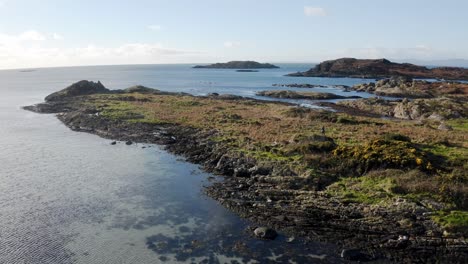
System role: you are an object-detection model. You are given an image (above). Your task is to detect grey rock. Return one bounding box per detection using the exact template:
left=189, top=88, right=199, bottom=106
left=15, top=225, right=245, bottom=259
left=254, top=227, right=278, bottom=240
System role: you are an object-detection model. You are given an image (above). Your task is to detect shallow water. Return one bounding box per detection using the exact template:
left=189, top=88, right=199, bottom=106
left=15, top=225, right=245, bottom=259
left=0, top=64, right=366, bottom=263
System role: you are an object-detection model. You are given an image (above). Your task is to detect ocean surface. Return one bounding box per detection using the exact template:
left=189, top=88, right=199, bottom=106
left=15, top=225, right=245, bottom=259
left=0, top=64, right=377, bottom=263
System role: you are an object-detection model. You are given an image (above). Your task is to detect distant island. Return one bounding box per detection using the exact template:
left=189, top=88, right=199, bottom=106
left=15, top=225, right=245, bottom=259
left=193, top=61, right=279, bottom=69
left=287, top=58, right=468, bottom=80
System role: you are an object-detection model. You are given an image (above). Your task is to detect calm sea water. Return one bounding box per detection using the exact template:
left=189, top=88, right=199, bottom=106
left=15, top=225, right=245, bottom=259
left=0, top=64, right=374, bottom=263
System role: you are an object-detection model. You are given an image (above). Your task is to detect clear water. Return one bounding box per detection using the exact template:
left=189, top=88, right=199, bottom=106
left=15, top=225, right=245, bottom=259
left=0, top=64, right=370, bottom=263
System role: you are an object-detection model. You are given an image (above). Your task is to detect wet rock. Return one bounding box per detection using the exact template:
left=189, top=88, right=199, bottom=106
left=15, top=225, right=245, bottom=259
left=110, top=141, right=117, bottom=145
left=233, top=167, right=250, bottom=178
left=254, top=227, right=278, bottom=240
left=126, top=141, right=133, bottom=145
left=340, top=249, right=368, bottom=261
left=248, top=166, right=270, bottom=176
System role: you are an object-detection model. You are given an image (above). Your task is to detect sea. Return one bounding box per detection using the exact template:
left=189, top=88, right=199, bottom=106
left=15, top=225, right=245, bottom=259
left=0, top=64, right=377, bottom=264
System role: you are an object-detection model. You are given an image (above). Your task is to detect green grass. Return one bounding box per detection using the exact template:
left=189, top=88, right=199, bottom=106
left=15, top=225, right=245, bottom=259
left=446, top=118, right=468, bottom=131
left=326, top=174, right=398, bottom=204
left=433, top=210, right=468, bottom=233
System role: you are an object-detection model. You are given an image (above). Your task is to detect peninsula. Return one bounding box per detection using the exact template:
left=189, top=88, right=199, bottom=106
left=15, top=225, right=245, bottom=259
left=287, top=58, right=468, bottom=80
left=193, top=61, right=279, bottom=69
left=25, top=81, right=467, bottom=262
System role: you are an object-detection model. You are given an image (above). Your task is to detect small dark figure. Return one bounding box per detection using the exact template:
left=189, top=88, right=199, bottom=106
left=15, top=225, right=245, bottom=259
left=321, top=126, right=325, bottom=135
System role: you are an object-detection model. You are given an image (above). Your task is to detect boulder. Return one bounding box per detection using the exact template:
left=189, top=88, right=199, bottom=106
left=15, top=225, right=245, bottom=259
left=254, top=227, right=278, bottom=240
left=340, top=249, right=369, bottom=261
left=438, top=123, right=453, bottom=131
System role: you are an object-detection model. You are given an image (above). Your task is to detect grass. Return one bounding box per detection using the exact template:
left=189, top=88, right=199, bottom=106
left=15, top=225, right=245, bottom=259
left=80, top=92, right=467, bottom=221
left=326, top=174, right=398, bottom=204
left=433, top=211, right=468, bottom=233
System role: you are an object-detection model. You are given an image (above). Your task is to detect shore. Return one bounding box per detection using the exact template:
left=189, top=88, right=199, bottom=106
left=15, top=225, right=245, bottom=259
left=25, top=81, right=468, bottom=262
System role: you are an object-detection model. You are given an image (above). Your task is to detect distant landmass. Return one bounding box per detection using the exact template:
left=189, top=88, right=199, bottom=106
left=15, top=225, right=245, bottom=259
left=398, top=59, right=468, bottom=68
left=193, top=61, right=279, bottom=69
left=287, top=58, right=468, bottom=80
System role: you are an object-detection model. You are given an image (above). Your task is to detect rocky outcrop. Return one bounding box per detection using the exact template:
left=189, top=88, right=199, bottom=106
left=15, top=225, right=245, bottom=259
left=352, top=77, right=468, bottom=98
left=338, top=97, right=467, bottom=120
left=45, top=80, right=110, bottom=101
left=393, top=98, right=466, bottom=120
left=193, top=61, right=279, bottom=69
left=257, top=90, right=360, bottom=100
left=288, top=58, right=468, bottom=80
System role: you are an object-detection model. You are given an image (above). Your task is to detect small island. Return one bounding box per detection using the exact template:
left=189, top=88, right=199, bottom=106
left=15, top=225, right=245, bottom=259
left=193, top=61, right=279, bottom=69
left=287, top=58, right=468, bottom=80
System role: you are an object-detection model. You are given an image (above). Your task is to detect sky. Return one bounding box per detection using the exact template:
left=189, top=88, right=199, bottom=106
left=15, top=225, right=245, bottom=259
left=0, top=0, right=467, bottom=69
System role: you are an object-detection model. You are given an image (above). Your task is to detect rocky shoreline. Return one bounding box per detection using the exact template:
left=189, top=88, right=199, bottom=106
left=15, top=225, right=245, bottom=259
left=25, top=81, right=468, bottom=263
left=257, top=90, right=360, bottom=100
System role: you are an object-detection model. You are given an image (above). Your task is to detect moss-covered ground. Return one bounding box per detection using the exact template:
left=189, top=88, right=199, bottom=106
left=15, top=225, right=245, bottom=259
left=85, top=92, right=467, bottom=231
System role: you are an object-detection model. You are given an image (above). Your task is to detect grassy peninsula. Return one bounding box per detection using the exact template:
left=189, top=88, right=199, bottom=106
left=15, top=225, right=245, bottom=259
left=26, top=81, right=467, bottom=262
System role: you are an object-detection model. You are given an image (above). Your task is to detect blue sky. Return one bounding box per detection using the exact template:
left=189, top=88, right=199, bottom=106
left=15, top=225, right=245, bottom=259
left=0, top=0, right=467, bottom=69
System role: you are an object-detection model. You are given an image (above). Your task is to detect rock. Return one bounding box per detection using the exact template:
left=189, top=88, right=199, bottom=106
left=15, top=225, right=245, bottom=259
left=340, top=249, right=368, bottom=261
left=254, top=227, right=278, bottom=240
left=233, top=167, right=250, bottom=178
left=110, top=141, right=117, bottom=145
left=45, top=80, right=109, bottom=101
left=248, top=166, right=270, bottom=176
left=428, top=113, right=445, bottom=121
left=126, top=141, right=133, bottom=145
left=438, top=123, right=453, bottom=131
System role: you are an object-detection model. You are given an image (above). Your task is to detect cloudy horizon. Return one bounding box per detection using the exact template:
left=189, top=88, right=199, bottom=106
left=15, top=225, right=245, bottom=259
left=0, top=0, right=467, bottom=69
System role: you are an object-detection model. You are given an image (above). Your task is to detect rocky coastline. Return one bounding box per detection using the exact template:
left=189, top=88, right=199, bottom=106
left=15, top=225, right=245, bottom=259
left=24, top=81, right=467, bottom=263
left=272, top=83, right=352, bottom=90
left=257, top=90, right=360, bottom=100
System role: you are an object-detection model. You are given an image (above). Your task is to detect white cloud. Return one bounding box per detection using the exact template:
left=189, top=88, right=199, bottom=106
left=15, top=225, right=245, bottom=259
left=304, top=6, right=327, bottom=17
left=52, top=33, right=63, bottom=40
left=148, top=25, right=162, bottom=31
left=224, top=41, right=241, bottom=48
left=0, top=30, right=203, bottom=69
left=18, top=30, right=47, bottom=41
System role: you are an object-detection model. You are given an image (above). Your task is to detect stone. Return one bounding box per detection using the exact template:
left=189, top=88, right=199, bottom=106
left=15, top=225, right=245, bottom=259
left=254, top=227, right=278, bottom=240
left=110, top=141, right=117, bottom=145
left=126, top=141, right=133, bottom=145
left=340, top=249, right=368, bottom=261
left=438, top=123, right=453, bottom=131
